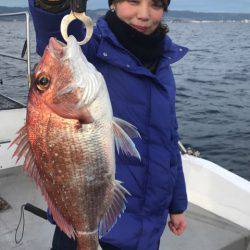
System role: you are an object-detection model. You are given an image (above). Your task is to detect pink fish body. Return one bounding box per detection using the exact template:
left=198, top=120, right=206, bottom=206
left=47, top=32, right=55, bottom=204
left=11, top=36, right=140, bottom=250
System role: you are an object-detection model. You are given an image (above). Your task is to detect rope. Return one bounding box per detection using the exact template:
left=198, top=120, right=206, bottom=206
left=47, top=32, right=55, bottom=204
left=15, top=204, right=25, bottom=244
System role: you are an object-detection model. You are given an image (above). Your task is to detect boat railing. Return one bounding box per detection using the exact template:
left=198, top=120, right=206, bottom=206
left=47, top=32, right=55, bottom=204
left=0, top=12, right=30, bottom=171
left=0, top=11, right=31, bottom=87
left=178, top=141, right=200, bottom=157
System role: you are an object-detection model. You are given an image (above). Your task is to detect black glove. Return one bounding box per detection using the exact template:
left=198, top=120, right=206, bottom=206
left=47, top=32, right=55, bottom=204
left=70, top=0, right=87, bottom=13
left=35, top=0, right=70, bottom=13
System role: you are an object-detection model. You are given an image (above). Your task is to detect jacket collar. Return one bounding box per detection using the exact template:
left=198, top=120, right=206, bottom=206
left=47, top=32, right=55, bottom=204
left=95, top=17, right=188, bottom=89
left=96, top=17, right=188, bottom=62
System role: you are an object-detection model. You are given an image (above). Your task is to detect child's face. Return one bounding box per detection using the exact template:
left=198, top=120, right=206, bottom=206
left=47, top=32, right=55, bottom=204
left=112, top=0, right=164, bottom=35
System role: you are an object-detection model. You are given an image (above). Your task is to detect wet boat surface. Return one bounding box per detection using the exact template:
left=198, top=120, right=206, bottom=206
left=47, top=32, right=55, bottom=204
left=1, top=167, right=249, bottom=250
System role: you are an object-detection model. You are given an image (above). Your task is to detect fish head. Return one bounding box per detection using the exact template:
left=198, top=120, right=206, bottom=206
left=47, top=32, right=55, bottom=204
left=30, top=36, right=102, bottom=124
left=30, top=37, right=73, bottom=108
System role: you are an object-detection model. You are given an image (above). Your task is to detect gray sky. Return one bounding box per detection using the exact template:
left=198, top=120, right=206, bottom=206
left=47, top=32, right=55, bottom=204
left=1, top=0, right=250, bottom=13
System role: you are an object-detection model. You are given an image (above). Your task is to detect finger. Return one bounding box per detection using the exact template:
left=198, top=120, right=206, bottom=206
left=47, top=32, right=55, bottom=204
left=168, top=222, right=175, bottom=233
left=179, top=221, right=187, bottom=232
left=168, top=221, right=174, bottom=229
left=176, top=227, right=184, bottom=236
left=168, top=222, right=175, bottom=231
left=176, top=225, right=186, bottom=236
left=169, top=224, right=179, bottom=235
left=170, top=221, right=179, bottom=228
left=171, top=227, right=178, bottom=235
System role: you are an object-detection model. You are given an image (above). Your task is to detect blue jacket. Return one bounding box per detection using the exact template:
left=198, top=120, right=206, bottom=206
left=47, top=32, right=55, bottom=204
left=29, top=1, right=188, bottom=249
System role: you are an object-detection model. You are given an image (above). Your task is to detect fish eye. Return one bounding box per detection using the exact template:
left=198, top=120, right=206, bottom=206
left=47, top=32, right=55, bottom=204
left=36, top=74, right=51, bottom=92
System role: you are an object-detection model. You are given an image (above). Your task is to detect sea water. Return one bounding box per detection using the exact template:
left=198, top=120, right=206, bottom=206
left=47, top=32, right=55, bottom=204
left=0, top=19, right=249, bottom=180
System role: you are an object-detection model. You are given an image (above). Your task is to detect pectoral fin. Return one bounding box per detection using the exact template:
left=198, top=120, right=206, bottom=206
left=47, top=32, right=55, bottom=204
left=113, top=117, right=141, bottom=138
left=112, top=118, right=141, bottom=160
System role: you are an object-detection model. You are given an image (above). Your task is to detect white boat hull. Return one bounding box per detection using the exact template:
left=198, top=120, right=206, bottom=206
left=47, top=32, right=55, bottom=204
left=1, top=108, right=250, bottom=230
left=0, top=108, right=26, bottom=170
left=182, top=154, right=250, bottom=230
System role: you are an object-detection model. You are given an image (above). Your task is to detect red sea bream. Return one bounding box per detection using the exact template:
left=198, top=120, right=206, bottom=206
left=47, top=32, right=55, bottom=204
left=11, top=36, right=140, bottom=250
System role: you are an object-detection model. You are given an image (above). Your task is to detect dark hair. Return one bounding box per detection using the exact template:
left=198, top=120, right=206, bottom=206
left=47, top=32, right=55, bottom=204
left=108, top=0, right=171, bottom=11
left=108, top=0, right=170, bottom=34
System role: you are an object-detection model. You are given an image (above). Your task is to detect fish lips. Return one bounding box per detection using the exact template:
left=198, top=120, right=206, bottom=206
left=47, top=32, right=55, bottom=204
left=48, top=37, right=66, bottom=60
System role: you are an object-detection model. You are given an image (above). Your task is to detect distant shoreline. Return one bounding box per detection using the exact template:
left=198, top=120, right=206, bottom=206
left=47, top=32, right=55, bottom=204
left=0, top=6, right=250, bottom=22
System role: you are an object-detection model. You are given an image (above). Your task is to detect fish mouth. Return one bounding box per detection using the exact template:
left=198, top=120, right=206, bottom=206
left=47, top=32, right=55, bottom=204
left=48, top=36, right=96, bottom=109
left=48, top=36, right=83, bottom=61
left=48, top=37, right=66, bottom=59
left=47, top=37, right=83, bottom=106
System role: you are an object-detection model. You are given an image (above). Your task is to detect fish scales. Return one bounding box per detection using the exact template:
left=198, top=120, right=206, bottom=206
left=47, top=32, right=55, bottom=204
left=10, top=36, right=141, bottom=250
left=28, top=100, right=114, bottom=231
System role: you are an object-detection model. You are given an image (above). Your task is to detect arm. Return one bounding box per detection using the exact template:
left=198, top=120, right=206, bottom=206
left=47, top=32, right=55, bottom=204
left=168, top=113, right=188, bottom=236
left=167, top=64, right=188, bottom=214
left=168, top=114, right=188, bottom=215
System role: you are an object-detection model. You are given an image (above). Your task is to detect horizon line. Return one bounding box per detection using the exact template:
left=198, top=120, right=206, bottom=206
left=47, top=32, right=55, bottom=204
left=0, top=6, right=250, bottom=15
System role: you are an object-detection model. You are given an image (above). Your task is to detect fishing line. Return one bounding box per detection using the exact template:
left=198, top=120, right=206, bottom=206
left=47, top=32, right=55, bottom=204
left=15, top=203, right=48, bottom=244
left=15, top=204, right=25, bottom=244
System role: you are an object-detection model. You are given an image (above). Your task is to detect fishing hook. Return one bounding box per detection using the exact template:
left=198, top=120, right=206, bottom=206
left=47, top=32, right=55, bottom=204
left=60, top=0, right=93, bottom=45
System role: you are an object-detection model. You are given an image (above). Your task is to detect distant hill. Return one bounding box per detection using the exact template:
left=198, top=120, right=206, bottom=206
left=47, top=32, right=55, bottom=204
left=0, top=6, right=28, bottom=20
left=166, top=10, right=250, bottom=22
left=0, top=6, right=27, bottom=13
left=0, top=6, right=250, bottom=22
left=0, top=6, right=107, bottom=21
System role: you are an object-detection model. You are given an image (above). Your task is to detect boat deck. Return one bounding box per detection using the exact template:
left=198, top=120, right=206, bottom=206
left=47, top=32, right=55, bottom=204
left=0, top=167, right=249, bottom=250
